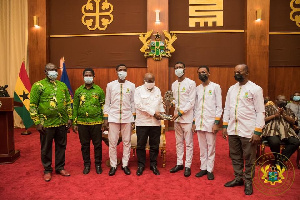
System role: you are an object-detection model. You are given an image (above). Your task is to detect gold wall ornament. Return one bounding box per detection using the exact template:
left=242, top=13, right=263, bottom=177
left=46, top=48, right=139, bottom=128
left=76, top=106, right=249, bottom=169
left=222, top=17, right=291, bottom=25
left=139, top=31, right=177, bottom=61
left=290, top=0, right=300, bottom=27
left=163, top=30, right=177, bottom=55
left=82, top=0, right=113, bottom=31
left=189, top=0, right=223, bottom=27
left=139, top=30, right=153, bottom=53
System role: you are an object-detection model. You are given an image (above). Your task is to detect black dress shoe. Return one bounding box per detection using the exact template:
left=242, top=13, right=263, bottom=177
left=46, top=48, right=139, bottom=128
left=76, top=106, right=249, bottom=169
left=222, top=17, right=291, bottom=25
left=83, top=166, right=90, bottom=174
left=136, top=166, right=144, bottom=176
left=150, top=166, right=160, bottom=175
left=122, top=166, right=131, bottom=175
left=96, top=166, right=102, bottom=174
left=170, top=165, right=184, bottom=173
left=109, top=167, right=117, bottom=176
left=207, top=172, right=214, bottom=180
left=244, top=182, right=253, bottom=195
left=184, top=167, right=191, bottom=177
left=224, top=179, right=244, bottom=187
left=195, top=170, right=207, bottom=177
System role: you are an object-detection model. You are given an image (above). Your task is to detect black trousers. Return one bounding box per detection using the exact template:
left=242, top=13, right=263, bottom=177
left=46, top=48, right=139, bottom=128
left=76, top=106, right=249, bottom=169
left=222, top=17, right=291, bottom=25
left=40, top=125, right=67, bottom=174
left=136, top=126, right=161, bottom=168
left=228, top=135, right=257, bottom=183
left=78, top=124, right=102, bottom=167
left=265, top=135, right=300, bottom=161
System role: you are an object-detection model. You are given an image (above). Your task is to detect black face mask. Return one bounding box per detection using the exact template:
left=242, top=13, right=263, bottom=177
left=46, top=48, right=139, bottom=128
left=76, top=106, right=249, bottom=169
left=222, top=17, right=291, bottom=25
left=199, top=74, right=208, bottom=82
left=234, top=74, right=245, bottom=82
left=277, top=101, right=287, bottom=108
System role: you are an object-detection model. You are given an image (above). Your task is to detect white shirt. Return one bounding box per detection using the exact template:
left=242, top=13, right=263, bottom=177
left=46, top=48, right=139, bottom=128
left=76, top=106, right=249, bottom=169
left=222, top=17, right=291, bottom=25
left=223, top=81, right=265, bottom=138
left=172, top=77, right=196, bottom=123
left=194, top=81, right=223, bottom=132
left=134, top=85, right=165, bottom=126
left=103, top=80, right=135, bottom=123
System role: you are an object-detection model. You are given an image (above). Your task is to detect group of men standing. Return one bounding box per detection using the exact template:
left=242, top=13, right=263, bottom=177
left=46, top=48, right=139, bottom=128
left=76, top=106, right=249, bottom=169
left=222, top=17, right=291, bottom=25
left=29, top=62, right=299, bottom=196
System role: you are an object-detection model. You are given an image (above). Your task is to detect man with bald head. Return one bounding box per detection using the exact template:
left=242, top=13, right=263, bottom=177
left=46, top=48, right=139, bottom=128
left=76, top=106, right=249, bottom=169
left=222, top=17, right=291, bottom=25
left=262, top=95, right=300, bottom=165
left=30, top=63, right=72, bottom=182
left=134, top=73, right=165, bottom=176
left=223, top=64, right=265, bottom=195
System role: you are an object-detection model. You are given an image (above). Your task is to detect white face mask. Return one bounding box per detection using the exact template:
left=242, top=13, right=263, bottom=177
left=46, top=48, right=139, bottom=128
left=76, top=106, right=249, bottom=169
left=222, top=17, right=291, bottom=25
left=117, top=71, right=127, bottom=80
left=175, top=68, right=184, bottom=77
left=84, top=77, right=93, bottom=84
left=144, top=81, right=155, bottom=90
left=47, top=71, right=58, bottom=80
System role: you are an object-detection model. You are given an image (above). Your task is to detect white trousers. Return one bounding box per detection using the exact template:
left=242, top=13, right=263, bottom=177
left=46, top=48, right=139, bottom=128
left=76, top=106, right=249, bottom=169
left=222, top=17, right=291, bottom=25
left=197, top=130, right=216, bottom=172
left=174, top=123, right=193, bottom=168
left=108, top=123, right=131, bottom=168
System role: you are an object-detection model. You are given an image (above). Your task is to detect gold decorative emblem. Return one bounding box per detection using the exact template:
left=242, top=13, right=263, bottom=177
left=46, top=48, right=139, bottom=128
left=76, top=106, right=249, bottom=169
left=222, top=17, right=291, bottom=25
left=189, top=0, right=223, bottom=27
left=290, top=0, right=300, bottom=27
left=260, top=164, right=285, bottom=185
left=139, top=30, right=177, bottom=61
left=252, top=152, right=295, bottom=196
left=82, top=0, right=114, bottom=31
left=0, top=101, right=2, bottom=108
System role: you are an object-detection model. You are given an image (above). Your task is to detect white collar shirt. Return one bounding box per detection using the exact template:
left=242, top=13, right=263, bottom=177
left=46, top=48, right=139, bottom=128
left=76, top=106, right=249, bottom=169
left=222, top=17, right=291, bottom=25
left=103, top=80, right=135, bottom=123
left=134, top=85, right=164, bottom=126
left=223, top=81, right=265, bottom=138
left=194, top=81, right=223, bottom=132
left=172, top=77, right=196, bottom=123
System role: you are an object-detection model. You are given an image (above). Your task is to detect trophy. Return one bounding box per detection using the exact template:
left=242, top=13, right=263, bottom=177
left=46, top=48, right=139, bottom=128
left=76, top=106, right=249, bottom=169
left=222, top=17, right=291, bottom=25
left=160, top=90, right=174, bottom=120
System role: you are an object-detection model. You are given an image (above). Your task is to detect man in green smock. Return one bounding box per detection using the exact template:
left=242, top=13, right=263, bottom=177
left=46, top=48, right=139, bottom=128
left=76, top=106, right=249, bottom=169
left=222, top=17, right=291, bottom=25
left=30, top=63, right=72, bottom=182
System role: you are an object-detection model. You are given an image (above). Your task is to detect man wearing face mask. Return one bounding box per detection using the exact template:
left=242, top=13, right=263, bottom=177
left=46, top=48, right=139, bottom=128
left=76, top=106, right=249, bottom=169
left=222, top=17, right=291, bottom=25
left=264, top=96, right=274, bottom=106
left=72, top=68, right=105, bottom=175
left=103, top=64, right=135, bottom=176
left=192, top=66, right=222, bottom=180
left=30, top=63, right=72, bottom=182
left=170, top=62, right=196, bottom=177
left=134, top=73, right=165, bottom=176
left=262, top=95, right=300, bottom=165
left=287, top=92, right=300, bottom=136
left=223, top=64, right=265, bottom=195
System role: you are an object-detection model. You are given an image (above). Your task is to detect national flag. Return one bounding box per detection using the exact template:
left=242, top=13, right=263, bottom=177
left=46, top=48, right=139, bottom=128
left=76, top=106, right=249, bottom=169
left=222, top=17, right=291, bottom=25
left=60, top=61, right=73, bottom=98
left=14, top=62, right=34, bottom=129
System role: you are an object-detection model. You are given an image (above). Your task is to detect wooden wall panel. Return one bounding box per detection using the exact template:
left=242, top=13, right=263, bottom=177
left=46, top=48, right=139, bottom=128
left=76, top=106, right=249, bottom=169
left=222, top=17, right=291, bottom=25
left=268, top=66, right=300, bottom=101
left=147, top=0, right=169, bottom=95
left=49, top=36, right=147, bottom=68
left=269, top=35, right=300, bottom=66
left=49, top=0, right=147, bottom=35
left=169, top=33, right=245, bottom=67
left=28, top=0, right=48, bottom=84
left=246, top=0, right=270, bottom=96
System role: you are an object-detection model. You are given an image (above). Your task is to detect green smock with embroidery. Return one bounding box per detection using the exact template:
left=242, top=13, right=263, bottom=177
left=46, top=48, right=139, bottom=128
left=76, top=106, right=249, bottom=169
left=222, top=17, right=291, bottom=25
left=29, top=78, right=72, bottom=128
left=73, top=84, right=105, bottom=125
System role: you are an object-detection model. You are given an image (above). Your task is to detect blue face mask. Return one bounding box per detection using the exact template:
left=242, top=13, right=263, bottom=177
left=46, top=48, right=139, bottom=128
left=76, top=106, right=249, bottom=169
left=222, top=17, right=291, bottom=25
left=84, top=77, right=93, bottom=84
left=293, top=96, right=300, bottom=102
left=47, top=71, right=58, bottom=80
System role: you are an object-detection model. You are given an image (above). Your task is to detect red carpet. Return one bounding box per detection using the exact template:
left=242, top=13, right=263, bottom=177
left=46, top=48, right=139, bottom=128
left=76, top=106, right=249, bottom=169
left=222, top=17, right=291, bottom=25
left=0, top=129, right=299, bottom=200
